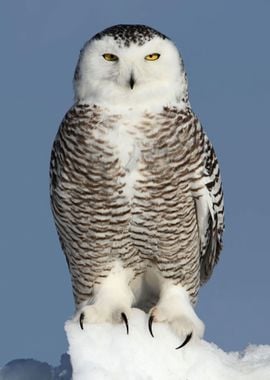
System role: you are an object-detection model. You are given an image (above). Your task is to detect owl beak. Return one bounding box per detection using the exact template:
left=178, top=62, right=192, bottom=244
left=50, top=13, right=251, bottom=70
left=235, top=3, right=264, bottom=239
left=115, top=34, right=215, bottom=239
left=129, top=73, right=135, bottom=89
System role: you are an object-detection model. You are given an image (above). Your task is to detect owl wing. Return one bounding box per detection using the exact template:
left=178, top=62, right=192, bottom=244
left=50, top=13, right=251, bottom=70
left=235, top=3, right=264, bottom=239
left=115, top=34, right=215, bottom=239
left=49, top=123, right=71, bottom=268
left=49, top=104, right=89, bottom=270
left=192, top=124, right=224, bottom=284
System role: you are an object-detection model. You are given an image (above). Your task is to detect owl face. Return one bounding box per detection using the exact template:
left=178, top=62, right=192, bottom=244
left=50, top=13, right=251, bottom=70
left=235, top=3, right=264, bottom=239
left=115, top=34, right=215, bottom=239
left=74, top=25, right=188, bottom=109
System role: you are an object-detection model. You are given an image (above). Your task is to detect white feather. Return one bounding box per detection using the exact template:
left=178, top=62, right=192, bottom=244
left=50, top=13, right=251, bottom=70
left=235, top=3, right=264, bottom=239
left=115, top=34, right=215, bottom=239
left=74, top=36, right=188, bottom=109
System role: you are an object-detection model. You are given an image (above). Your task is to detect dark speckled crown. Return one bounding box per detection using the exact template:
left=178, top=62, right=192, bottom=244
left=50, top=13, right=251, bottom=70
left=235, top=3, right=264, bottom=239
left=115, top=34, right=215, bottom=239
left=92, top=24, right=168, bottom=47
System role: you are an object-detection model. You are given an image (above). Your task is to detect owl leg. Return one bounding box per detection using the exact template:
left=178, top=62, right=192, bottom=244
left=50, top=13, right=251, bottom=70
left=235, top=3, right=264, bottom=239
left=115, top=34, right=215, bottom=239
left=76, top=261, right=134, bottom=332
left=148, top=283, right=204, bottom=348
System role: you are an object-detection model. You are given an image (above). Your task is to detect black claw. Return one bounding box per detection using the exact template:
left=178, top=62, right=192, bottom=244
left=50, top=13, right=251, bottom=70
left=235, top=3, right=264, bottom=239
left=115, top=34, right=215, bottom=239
left=79, top=313, right=84, bottom=330
left=121, top=312, right=129, bottom=335
left=148, top=315, right=154, bottom=338
left=175, top=332, right=193, bottom=350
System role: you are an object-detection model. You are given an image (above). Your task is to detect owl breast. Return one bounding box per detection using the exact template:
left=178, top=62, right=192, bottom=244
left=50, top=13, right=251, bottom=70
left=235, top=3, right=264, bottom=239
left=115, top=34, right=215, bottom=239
left=51, top=104, right=204, bottom=304
left=106, top=121, right=142, bottom=200
left=97, top=108, right=200, bottom=264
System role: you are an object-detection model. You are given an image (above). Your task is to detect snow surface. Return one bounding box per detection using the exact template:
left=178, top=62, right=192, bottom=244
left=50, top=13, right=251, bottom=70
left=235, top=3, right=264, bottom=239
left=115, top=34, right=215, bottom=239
left=66, top=308, right=270, bottom=380
left=1, top=308, right=269, bottom=379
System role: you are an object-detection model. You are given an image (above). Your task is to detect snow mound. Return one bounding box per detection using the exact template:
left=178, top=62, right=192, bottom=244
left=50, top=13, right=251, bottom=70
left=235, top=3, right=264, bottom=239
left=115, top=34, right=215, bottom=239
left=66, top=308, right=270, bottom=380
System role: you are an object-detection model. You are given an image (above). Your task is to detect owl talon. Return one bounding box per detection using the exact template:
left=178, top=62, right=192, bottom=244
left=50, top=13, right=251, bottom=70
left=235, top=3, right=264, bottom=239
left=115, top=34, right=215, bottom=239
left=79, top=312, right=85, bottom=330
left=121, top=312, right=129, bottom=335
left=148, top=315, right=154, bottom=337
left=175, top=332, right=192, bottom=349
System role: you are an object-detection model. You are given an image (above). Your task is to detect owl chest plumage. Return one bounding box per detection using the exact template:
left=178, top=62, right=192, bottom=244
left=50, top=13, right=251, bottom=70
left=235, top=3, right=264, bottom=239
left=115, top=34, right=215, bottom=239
left=51, top=104, right=202, bottom=270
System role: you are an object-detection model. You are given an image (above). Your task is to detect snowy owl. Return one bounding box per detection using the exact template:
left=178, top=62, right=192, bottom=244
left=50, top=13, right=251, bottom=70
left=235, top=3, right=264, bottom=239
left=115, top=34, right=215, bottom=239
left=50, top=24, right=224, bottom=348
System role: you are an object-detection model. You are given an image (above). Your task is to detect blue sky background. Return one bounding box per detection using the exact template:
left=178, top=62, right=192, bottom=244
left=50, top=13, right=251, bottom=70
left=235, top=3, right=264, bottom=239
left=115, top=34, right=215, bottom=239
left=1, top=0, right=270, bottom=367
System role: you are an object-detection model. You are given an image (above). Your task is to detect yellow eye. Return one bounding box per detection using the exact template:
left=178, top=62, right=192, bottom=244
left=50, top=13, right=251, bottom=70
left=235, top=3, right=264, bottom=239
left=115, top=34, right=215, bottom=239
left=144, top=53, right=160, bottom=61
left=102, top=53, right=118, bottom=61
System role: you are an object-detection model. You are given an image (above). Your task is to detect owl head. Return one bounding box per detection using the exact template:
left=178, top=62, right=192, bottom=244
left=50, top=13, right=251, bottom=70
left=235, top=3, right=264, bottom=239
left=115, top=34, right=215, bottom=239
left=74, top=25, right=189, bottom=109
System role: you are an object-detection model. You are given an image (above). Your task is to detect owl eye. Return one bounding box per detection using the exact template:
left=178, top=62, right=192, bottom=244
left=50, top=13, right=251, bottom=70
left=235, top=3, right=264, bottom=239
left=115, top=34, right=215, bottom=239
left=102, top=53, right=119, bottom=62
left=144, top=53, right=160, bottom=61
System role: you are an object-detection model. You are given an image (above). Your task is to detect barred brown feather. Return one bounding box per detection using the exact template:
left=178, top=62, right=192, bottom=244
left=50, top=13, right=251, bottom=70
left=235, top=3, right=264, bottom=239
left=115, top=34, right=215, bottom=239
left=50, top=103, right=224, bottom=307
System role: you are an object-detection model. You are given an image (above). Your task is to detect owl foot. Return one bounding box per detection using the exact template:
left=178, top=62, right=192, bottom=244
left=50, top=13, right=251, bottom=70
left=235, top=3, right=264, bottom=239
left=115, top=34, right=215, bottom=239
left=148, top=285, right=204, bottom=349
left=79, top=310, right=129, bottom=333
left=121, top=312, right=129, bottom=334
left=76, top=261, right=135, bottom=332
left=77, top=303, right=131, bottom=334
left=148, top=310, right=194, bottom=349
